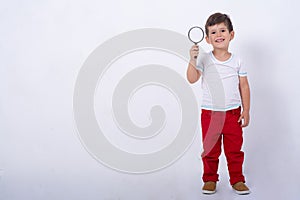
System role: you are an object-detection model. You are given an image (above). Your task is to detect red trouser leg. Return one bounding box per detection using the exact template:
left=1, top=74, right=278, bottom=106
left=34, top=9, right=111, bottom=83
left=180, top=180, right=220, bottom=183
left=223, top=108, right=245, bottom=185
left=201, top=110, right=225, bottom=183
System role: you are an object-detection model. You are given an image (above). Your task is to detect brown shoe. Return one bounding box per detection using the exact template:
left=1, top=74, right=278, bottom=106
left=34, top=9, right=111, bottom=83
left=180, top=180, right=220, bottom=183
left=232, top=182, right=250, bottom=195
left=202, top=181, right=216, bottom=194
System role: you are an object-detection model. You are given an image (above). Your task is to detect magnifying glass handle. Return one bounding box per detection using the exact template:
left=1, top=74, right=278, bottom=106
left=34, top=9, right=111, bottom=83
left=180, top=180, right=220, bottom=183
left=194, top=42, right=198, bottom=59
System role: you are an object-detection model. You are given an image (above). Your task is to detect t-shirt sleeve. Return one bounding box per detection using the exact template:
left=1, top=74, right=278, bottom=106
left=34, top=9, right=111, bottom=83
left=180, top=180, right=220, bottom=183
left=238, top=58, right=247, bottom=77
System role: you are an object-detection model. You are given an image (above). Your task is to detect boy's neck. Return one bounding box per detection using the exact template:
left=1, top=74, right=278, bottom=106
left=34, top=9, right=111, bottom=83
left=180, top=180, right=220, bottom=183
left=212, top=49, right=231, bottom=62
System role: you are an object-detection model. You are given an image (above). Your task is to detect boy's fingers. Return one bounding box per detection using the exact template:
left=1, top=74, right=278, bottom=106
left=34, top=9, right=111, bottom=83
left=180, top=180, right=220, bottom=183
left=241, top=121, right=248, bottom=128
left=190, top=46, right=198, bottom=53
left=238, top=115, right=243, bottom=123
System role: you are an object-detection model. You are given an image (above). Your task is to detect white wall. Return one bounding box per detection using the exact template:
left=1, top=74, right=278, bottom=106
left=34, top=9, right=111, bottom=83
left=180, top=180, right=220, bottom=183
left=1, top=0, right=300, bottom=199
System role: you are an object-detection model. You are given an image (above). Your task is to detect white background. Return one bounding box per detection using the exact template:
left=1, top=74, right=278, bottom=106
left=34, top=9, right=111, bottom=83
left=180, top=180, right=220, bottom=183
left=1, top=0, right=300, bottom=199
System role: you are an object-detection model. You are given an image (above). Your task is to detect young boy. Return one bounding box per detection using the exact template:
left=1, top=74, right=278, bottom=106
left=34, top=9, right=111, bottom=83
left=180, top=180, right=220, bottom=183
left=187, top=13, right=251, bottom=195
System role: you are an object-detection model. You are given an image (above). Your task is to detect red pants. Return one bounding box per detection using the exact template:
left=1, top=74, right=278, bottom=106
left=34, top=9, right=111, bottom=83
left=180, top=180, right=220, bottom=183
left=201, top=107, right=245, bottom=185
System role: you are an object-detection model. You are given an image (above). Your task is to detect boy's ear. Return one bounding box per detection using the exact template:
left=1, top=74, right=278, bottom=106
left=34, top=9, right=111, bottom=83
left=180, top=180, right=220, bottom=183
left=205, top=36, right=211, bottom=44
left=230, top=31, right=235, bottom=41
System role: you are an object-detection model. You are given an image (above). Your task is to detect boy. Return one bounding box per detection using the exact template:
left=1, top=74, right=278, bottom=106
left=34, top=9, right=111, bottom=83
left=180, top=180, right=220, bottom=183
left=187, top=13, right=251, bottom=195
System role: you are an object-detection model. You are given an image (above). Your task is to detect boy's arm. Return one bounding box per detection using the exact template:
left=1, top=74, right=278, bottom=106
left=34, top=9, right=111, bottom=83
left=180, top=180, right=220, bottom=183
left=187, top=45, right=201, bottom=83
left=238, top=76, right=250, bottom=127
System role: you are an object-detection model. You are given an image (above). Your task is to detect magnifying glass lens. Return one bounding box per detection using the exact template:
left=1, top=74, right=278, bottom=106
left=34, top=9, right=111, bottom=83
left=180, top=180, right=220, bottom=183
left=190, top=29, right=203, bottom=43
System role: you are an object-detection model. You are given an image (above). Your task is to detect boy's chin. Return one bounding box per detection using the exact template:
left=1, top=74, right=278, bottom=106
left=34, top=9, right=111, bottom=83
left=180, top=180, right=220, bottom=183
left=212, top=43, right=229, bottom=49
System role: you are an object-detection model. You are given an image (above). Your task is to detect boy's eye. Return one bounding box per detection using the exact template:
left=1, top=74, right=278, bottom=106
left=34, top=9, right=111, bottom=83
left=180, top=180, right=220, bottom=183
left=221, top=29, right=226, bottom=32
left=211, top=31, right=216, bottom=34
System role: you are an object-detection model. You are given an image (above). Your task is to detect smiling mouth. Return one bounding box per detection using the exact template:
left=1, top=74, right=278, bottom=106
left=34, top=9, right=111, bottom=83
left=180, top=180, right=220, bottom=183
left=215, top=38, right=225, bottom=43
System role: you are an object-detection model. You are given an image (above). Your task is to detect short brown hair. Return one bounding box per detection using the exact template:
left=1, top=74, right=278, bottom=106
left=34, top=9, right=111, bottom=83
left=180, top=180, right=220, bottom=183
left=205, top=13, right=233, bottom=35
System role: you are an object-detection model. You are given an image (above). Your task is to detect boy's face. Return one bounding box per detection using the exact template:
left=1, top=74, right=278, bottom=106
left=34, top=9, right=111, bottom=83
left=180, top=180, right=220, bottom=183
left=205, top=22, right=234, bottom=50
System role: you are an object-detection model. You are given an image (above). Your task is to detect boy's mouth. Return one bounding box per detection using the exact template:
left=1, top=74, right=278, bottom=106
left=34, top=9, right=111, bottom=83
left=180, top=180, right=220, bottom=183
left=215, top=38, right=225, bottom=43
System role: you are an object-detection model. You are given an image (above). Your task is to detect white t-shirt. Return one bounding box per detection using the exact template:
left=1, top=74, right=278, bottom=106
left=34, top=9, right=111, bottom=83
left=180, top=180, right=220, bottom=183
left=196, top=51, right=247, bottom=111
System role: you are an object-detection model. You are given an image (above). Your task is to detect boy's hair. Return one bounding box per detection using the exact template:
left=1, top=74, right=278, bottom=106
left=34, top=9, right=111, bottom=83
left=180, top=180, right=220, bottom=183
left=205, top=13, right=233, bottom=35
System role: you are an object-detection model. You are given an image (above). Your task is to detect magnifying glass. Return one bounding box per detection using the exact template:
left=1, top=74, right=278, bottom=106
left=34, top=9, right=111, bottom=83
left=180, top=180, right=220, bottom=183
left=188, top=26, right=205, bottom=59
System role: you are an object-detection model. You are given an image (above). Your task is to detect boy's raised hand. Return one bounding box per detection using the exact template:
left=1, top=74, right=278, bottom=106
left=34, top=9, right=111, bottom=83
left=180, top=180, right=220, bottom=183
left=189, top=45, right=199, bottom=60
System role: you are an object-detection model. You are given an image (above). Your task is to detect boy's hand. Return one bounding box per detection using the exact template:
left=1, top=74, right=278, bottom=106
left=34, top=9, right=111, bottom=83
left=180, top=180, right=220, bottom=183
left=189, top=45, right=199, bottom=60
left=238, top=111, right=250, bottom=128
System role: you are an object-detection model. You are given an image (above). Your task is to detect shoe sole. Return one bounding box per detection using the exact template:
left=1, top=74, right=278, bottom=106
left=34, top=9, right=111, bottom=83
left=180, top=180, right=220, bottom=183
left=233, top=189, right=251, bottom=195
left=202, top=189, right=216, bottom=194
